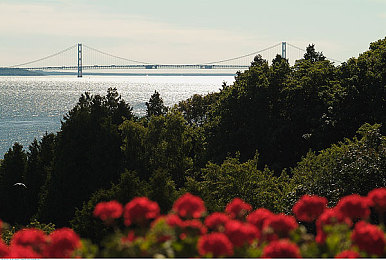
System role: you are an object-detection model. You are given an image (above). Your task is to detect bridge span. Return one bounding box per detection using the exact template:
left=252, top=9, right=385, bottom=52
left=3, top=42, right=341, bottom=77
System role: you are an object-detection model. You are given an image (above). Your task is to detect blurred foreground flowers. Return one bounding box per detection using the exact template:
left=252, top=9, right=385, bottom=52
left=1, top=188, right=385, bottom=258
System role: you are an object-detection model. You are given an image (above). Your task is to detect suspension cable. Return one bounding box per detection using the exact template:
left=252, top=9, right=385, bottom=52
left=287, top=43, right=343, bottom=63
left=204, top=43, right=282, bottom=65
left=9, top=44, right=78, bottom=68
left=83, top=45, right=151, bottom=65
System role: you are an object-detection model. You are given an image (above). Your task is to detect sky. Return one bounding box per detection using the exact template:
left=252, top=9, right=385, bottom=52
left=0, top=0, right=385, bottom=66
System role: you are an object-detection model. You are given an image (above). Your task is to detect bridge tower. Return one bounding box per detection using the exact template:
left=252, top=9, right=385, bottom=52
left=282, top=42, right=287, bottom=59
left=77, top=43, right=82, bottom=78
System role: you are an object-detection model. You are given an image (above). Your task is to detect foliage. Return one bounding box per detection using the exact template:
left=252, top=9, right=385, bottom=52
left=70, top=170, right=148, bottom=243
left=186, top=152, right=292, bottom=213
left=175, top=92, right=219, bottom=127
left=284, top=123, right=386, bottom=213
left=120, top=110, right=194, bottom=187
left=146, top=90, right=168, bottom=118
left=1, top=219, right=55, bottom=245
left=39, top=88, right=134, bottom=226
left=205, top=38, right=386, bottom=173
left=0, top=143, right=28, bottom=224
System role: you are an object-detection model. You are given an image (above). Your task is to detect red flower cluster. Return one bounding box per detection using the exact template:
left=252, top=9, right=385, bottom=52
left=8, top=245, right=40, bottom=258
left=197, top=232, right=233, bottom=257
left=224, top=220, right=259, bottom=247
left=293, top=195, right=327, bottom=222
left=89, top=187, right=386, bottom=257
left=93, top=200, right=123, bottom=222
left=11, top=228, right=46, bottom=253
left=225, top=198, right=252, bottom=219
left=336, top=194, right=370, bottom=220
left=0, top=240, right=8, bottom=257
left=263, top=214, right=298, bottom=238
left=367, top=187, right=386, bottom=213
left=124, top=197, right=160, bottom=226
left=165, top=214, right=184, bottom=227
left=172, top=193, right=206, bottom=218
left=261, top=239, right=301, bottom=258
left=44, top=228, right=81, bottom=258
left=0, top=227, right=81, bottom=258
left=247, top=208, right=274, bottom=230
left=315, top=208, right=352, bottom=244
left=204, top=212, right=229, bottom=231
left=181, top=219, right=207, bottom=236
left=351, top=221, right=386, bottom=256
left=335, top=250, right=361, bottom=258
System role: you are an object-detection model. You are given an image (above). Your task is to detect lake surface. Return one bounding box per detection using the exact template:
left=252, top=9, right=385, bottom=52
left=0, top=75, right=234, bottom=157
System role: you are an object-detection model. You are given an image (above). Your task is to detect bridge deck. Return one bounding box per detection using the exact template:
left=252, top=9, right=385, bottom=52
left=19, top=64, right=250, bottom=70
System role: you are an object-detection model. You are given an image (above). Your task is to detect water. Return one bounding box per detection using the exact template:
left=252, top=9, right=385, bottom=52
left=0, top=75, right=234, bottom=157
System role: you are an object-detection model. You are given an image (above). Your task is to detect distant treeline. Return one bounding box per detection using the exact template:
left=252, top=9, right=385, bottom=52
left=0, top=37, right=385, bottom=242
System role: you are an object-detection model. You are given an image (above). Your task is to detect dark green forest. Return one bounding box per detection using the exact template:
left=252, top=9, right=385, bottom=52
left=0, top=38, right=385, bottom=242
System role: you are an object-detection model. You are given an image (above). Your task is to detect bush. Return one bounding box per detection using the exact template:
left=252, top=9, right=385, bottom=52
left=185, top=152, right=293, bottom=213
left=284, top=123, right=386, bottom=213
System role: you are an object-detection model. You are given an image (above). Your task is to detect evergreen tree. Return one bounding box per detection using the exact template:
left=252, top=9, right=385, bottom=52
left=146, top=90, right=168, bottom=118
left=0, top=143, right=28, bottom=223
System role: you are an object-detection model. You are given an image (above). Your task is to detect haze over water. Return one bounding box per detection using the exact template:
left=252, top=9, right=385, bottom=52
left=0, top=75, right=234, bottom=157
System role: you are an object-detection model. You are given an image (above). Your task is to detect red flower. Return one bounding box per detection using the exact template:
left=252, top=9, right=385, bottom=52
left=315, top=208, right=352, bottom=244
left=197, top=232, right=233, bottom=257
left=123, top=197, right=160, bottom=226
left=292, top=195, right=327, bottom=222
left=151, top=214, right=184, bottom=229
left=336, top=194, right=370, bottom=220
left=261, top=239, right=301, bottom=258
left=263, top=214, right=298, bottom=238
left=44, top=228, right=81, bottom=258
left=247, top=208, right=274, bottom=231
left=225, top=220, right=259, bottom=247
left=204, top=212, right=230, bottom=231
left=367, top=187, right=386, bottom=213
left=0, top=240, right=9, bottom=257
left=11, top=228, right=47, bottom=253
left=351, top=221, right=386, bottom=256
left=93, top=200, right=123, bottom=222
left=165, top=214, right=184, bottom=227
left=335, top=250, right=361, bottom=258
left=172, top=193, right=206, bottom=218
left=121, top=230, right=136, bottom=244
left=225, top=198, right=252, bottom=219
left=181, top=219, right=207, bottom=236
left=8, top=245, right=41, bottom=258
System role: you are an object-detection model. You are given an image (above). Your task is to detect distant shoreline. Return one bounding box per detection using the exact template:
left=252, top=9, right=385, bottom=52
left=0, top=68, right=238, bottom=77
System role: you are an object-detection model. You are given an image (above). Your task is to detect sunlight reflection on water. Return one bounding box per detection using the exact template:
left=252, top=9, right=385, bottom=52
left=0, top=75, right=234, bottom=157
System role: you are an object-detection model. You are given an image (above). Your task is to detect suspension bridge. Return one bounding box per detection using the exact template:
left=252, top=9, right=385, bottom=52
left=3, top=42, right=340, bottom=77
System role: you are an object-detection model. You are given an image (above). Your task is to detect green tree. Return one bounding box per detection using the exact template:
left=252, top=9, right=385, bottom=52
left=148, top=168, right=178, bottom=214
left=121, top=111, right=193, bottom=187
left=303, top=44, right=326, bottom=63
left=336, top=37, right=386, bottom=137
left=176, top=92, right=219, bottom=127
left=186, top=152, right=292, bottom=213
left=24, top=133, right=56, bottom=221
left=0, top=143, right=28, bottom=223
left=146, top=90, right=168, bottom=118
left=39, top=88, right=134, bottom=226
left=284, top=123, right=386, bottom=213
left=205, top=54, right=293, bottom=172
left=71, top=170, right=148, bottom=243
